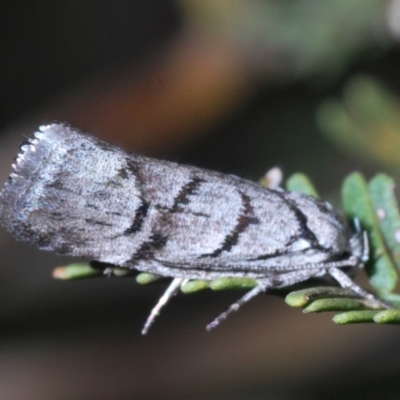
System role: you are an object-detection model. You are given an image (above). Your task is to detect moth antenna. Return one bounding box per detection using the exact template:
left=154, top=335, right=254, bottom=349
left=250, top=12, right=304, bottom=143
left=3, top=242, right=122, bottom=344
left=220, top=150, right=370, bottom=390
left=141, top=278, right=186, bottom=335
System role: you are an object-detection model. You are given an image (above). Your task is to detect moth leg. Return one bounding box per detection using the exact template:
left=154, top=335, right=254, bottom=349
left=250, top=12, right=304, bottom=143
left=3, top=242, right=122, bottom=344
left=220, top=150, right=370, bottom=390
left=206, top=269, right=321, bottom=331
left=328, top=267, right=394, bottom=310
left=142, top=278, right=186, bottom=335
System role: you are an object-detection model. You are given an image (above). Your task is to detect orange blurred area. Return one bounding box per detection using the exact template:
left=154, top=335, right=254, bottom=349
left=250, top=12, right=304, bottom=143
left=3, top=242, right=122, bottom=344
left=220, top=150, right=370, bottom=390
left=49, top=31, right=255, bottom=154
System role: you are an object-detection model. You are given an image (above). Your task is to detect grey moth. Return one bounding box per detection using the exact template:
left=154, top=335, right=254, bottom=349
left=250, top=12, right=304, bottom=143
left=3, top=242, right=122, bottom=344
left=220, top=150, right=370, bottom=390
left=0, top=123, right=389, bottom=333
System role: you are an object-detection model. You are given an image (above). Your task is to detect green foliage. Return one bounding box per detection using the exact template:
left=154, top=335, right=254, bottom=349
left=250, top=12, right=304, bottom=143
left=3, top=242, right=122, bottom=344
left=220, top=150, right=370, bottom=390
left=184, top=1, right=390, bottom=79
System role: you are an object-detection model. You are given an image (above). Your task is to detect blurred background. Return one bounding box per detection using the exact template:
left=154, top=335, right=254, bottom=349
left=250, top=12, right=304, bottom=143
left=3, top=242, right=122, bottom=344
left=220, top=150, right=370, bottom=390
left=2, top=1, right=400, bottom=399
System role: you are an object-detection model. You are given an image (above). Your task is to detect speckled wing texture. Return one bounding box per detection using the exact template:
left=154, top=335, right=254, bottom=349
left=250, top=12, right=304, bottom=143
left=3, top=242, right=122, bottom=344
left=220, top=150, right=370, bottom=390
left=0, top=123, right=353, bottom=280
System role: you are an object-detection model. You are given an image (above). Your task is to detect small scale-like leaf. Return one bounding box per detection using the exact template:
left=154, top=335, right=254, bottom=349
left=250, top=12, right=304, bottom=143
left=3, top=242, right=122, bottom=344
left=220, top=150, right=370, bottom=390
left=209, top=277, right=257, bottom=291
left=373, top=309, right=400, bottom=324
left=181, top=280, right=210, bottom=294
left=52, top=263, right=103, bottom=280
left=286, top=173, right=319, bottom=198
left=303, top=298, right=371, bottom=313
left=110, top=267, right=132, bottom=277
left=285, top=286, right=360, bottom=308
left=136, top=272, right=162, bottom=285
left=333, top=310, right=379, bottom=324
left=342, top=172, right=397, bottom=293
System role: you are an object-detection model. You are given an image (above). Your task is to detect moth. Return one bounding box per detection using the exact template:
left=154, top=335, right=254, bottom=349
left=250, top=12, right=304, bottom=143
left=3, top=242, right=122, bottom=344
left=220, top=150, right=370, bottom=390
left=0, top=123, right=389, bottom=333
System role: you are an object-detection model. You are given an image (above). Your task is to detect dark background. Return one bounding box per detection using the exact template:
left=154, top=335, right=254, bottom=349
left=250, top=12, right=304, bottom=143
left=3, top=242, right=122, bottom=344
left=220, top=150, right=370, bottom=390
left=1, top=1, right=400, bottom=399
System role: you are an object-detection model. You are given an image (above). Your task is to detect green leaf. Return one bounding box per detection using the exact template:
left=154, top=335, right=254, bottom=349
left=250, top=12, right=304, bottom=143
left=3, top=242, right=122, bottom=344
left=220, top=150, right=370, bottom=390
left=285, top=286, right=359, bottom=308
left=332, top=310, right=379, bottom=324
left=111, top=267, right=133, bottom=277
left=136, top=273, right=162, bottom=285
left=52, top=263, right=103, bottom=280
left=209, top=277, right=257, bottom=291
left=369, top=174, right=400, bottom=272
left=303, top=298, right=372, bottom=313
left=341, top=172, right=397, bottom=293
left=286, top=173, right=319, bottom=198
left=181, top=280, right=210, bottom=293
left=373, top=309, right=400, bottom=324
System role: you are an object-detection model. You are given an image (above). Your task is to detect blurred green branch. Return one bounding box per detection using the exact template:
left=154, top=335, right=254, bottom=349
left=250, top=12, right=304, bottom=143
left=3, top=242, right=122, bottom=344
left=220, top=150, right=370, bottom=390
left=317, top=75, right=400, bottom=168
left=182, top=0, right=392, bottom=80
